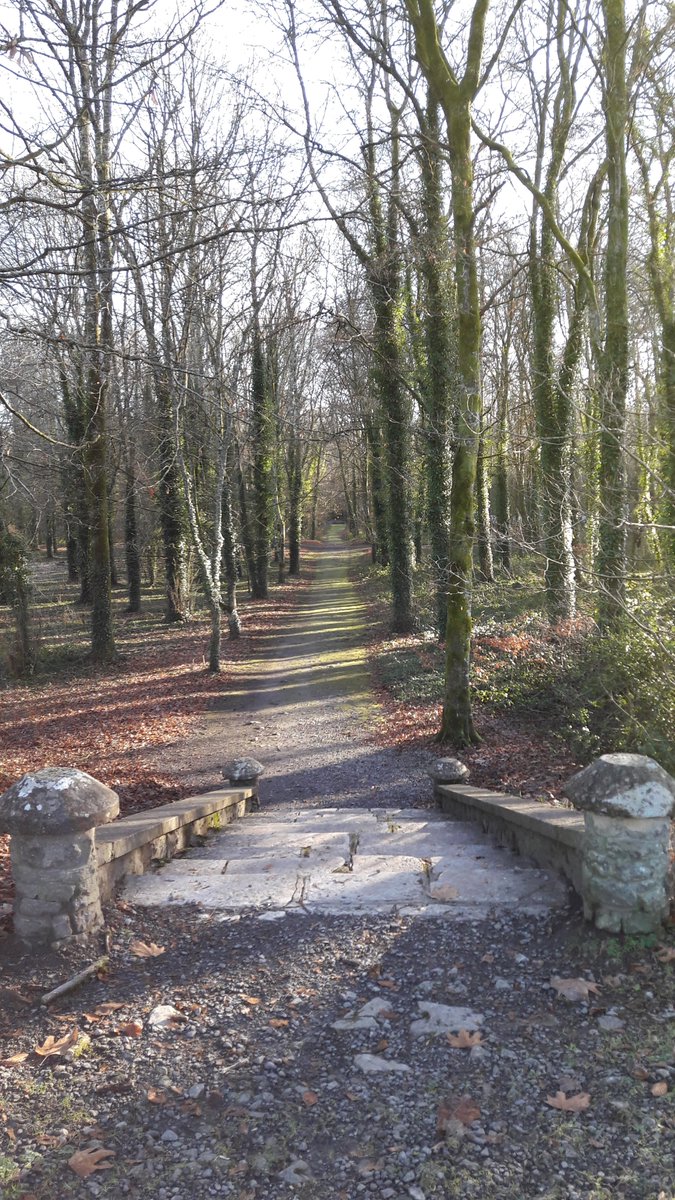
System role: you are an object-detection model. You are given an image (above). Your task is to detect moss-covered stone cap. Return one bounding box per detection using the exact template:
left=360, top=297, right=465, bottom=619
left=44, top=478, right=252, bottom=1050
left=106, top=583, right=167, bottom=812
left=0, top=768, right=120, bottom=836
left=563, top=753, right=675, bottom=819
left=222, top=758, right=265, bottom=784
left=428, top=758, right=470, bottom=784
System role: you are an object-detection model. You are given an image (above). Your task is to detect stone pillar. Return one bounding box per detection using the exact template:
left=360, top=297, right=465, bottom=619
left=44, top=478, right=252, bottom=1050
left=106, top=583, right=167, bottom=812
left=563, top=753, right=675, bottom=933
left=222, top=757, right=264, bottom=810
left=0, top=768, right=119, bottom=945
left=428, top=757, right=470, bottom=804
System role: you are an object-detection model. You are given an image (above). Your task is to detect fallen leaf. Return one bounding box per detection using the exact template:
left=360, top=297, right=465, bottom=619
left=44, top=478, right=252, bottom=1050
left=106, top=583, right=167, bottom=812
left=68, top=1147, right=115, bottom=1177
left=447, top=1029, right=483, bottom=1049
left=481, top=953, right=495, bottom=964
left=269, top=1019, right=289, bottom=1028
left=0, top=1052, right=29, bottom=1067
left=437, top=1096, right=481, bottom=1132
left=378, top=979, right=397, bottom=990
left=146, top=1088, right=171, bottom=1105
left=129, top=940, right=165, bottom=957
left=118, top=1021, right=143, bottom=1038
left=374, top=1038, right=389, bottom=1053
left=651, top=1081, right=668, bottom=1097
left=655, top=945, right=675, bottom=964
left=34, top=1028, right=80, bottom=1058
left=546, top=1091, right=591, bottom=1112
left=302, top=1090, right=318, bottom=1106
left=550, top=976, right=600, bottom=1002
left=95, top=1002, right=125, bottom=1014
left=240, top=995, right=261, bottom=1006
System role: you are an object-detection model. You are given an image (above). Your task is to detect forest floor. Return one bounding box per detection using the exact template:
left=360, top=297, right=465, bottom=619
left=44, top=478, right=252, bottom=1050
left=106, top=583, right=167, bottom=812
left=0, top=528, right=673, bottom=1200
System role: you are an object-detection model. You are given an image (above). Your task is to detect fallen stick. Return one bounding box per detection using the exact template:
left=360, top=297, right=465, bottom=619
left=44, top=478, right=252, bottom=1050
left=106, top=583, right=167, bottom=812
left=40, top=956, right=109, bottom=1006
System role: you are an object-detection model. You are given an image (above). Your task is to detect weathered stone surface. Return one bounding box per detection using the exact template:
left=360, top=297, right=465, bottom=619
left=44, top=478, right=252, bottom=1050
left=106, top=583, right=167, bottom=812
left=222, top=758, right=265, bottom=785
left=354, top=1053, right=410, bottom=1074
left=564, top=754, right=675, bottom=819
left=410, top=1002, right=484, bottom=1039
left=428, top=758, right=469, bottom=785
left=581, top=809, right=670, bottom=933
left=0, top=768, right=119, bottom=835
left=4, top=776, right=111, bottom=944
left=123, top=808, right=569, bottom=918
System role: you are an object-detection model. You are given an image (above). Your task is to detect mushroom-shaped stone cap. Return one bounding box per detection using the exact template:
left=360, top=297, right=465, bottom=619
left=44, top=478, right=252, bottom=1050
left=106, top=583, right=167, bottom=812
left=0, top=768, right=120, bottom=836
left=563, top=753, right=675, bottom=819
left=222, top=757, right=265, bottom=785
left=428, top=757, right=470, bottom=785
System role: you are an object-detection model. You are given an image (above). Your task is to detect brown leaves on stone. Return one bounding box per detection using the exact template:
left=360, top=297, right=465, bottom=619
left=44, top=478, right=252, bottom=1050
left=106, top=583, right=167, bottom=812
left=550, top=976, right=600, bottom=1001
left=546, top=1091, right=591, bottom=1112
left=447, top=1028, right=483, bottom=1048
left=68, top=1146, right=115, bottom=1177
left=436, top=1095, right=481, bottom=1137
left=129, top=939, right=165, bottom=957
left=34, top=1028, right=80, bottom=1058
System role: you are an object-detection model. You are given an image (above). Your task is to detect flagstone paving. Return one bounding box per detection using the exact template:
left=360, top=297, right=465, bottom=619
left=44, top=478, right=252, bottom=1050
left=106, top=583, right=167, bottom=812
left=123, top=806, right=569, bottom=917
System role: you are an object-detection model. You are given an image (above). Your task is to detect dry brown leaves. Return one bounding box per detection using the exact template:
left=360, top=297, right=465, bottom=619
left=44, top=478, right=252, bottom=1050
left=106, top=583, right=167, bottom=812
left=34, top=1028, right=80, bottom=1058
left=546, top=1091, right=591, bottom=1112
left=302, top=1090, right=319, bottom=1106
left=129, top=940, right=165, bottom=958
left=651, top=1081, right=669, bottom=1097
left=0, top=1051, right=29, bottom=1068
left=550, top=976, right=600, bottom=1002
left=68, top=1147, right=115, bottom=1177
left=655, top=944, right=675, bottom=964
left=447, top=1028, right=483, bottom=1048
left=437, top=1095, right=481, bottom=1137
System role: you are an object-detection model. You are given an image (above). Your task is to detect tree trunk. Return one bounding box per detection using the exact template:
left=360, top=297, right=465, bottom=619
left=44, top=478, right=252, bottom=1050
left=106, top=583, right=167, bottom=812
left=596, top=0, right=629, bottom=626
left=124, top=465, right=141, bottom=613
left=364, top=413, right=389, bottom=565
left=419, top=92, right=453, bottom=633
left=288, top=436, right=303, bottom=574
left=250, top=329, right=273, bottom=600
left=221, top=464, right=241, bottom=638
left=493, top=380, right=511, bottom=572
left=156, top=383, right=189, bottom=622
left=475, top=420, right=494, bottom=581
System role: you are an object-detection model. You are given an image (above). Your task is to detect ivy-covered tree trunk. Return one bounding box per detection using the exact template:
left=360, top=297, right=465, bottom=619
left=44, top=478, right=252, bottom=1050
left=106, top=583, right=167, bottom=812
left=493, top=373, right=511, bottom=572
left=368, top=111, right=414, bottom=632
left=475, top=419, right=494, bottom=582
left=364, top=412, right=389, bottom=565
left=250, top=328, right=274, bottom=600
left=419, top=93, right=453, bottom=633
left=0, top=518, right=35, bottom=675
left=155, top=381, right=189, bottom=622
left=405, top=0, right=490, bottom=743
left=596, top=0, right=629, bottom=626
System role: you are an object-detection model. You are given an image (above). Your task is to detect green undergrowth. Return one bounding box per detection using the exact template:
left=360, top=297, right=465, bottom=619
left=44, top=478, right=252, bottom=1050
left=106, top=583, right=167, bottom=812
left=354, top=555, right=675, bottom=774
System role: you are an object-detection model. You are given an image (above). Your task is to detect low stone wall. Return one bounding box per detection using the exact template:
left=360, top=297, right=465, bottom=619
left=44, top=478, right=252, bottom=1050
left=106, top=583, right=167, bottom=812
left=434, top=782, right=585, bottom=894
left=96, top=785, right=253, bottom=903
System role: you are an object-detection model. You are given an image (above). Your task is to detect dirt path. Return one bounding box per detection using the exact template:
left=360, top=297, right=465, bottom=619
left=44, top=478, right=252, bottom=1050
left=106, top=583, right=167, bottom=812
left=154, top=524, right=432, bottom=811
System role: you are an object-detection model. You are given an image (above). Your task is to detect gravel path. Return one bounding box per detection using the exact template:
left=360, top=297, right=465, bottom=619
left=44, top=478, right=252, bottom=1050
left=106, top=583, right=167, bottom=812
left=150, top=526, right=432, bottom=809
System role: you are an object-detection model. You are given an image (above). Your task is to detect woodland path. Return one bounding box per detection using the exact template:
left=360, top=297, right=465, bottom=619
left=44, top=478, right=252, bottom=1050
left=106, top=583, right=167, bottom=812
left=132, top=526, right=568, bottom=918
left=151, top=522, right=432, bottom=809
